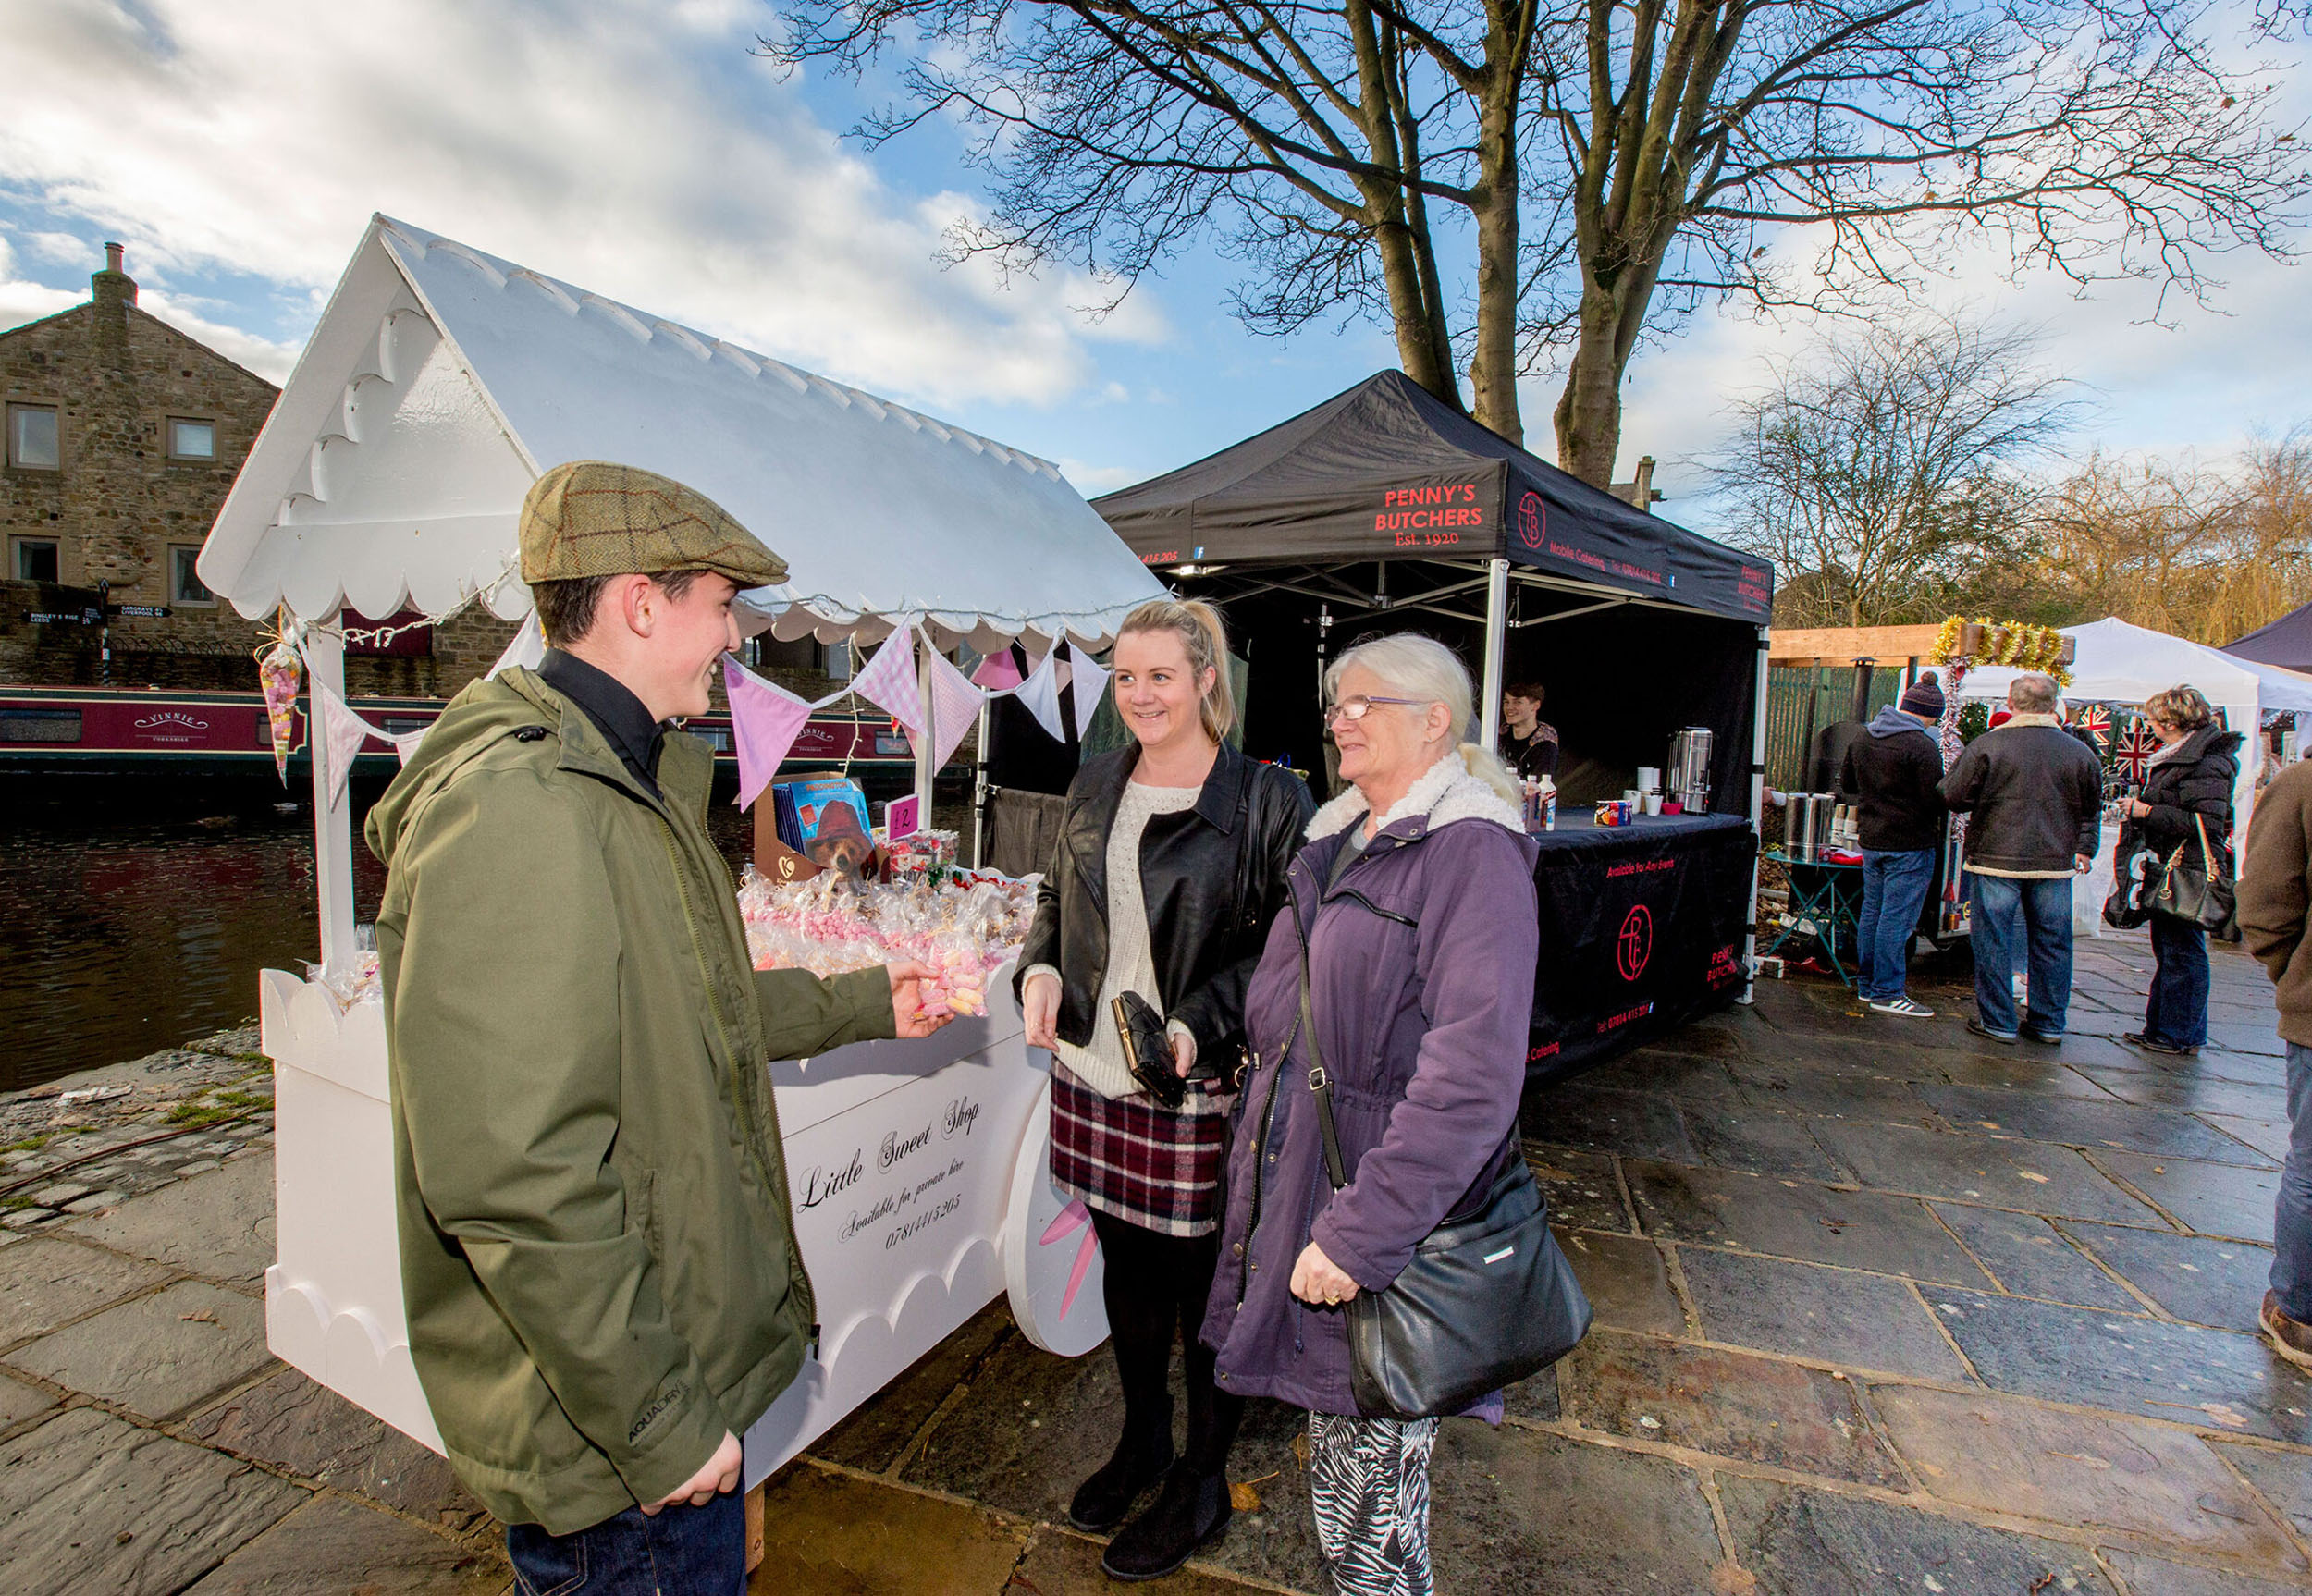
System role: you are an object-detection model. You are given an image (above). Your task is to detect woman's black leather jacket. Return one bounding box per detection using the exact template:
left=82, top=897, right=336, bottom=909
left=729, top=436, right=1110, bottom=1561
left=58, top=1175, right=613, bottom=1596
left=1015, top=741, right=1315, bottom=1061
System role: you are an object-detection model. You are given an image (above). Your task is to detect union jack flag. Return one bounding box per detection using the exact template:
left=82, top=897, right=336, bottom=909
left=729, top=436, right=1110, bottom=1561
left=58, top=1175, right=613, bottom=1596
left=2113, top=718, right=2160, bottom=785
left=2069, top=704, right=2112, bottom=754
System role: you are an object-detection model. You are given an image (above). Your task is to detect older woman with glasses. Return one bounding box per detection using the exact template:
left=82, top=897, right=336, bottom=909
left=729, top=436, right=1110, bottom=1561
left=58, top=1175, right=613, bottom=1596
left=1201, top=634, right=1538, bottom=1596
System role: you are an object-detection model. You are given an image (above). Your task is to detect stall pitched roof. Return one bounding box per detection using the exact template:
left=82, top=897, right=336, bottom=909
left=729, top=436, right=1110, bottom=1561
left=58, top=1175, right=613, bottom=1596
left=200, top=215, right=1161, bottom=650
left=2224, top=600, right=2312, bottom=674
left=1093, top=371, right=1771, bottom=623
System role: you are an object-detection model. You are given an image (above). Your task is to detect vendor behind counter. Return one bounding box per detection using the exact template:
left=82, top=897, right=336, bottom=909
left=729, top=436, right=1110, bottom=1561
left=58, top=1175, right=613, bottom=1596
left=1503, top=682, right=1645, bottom=806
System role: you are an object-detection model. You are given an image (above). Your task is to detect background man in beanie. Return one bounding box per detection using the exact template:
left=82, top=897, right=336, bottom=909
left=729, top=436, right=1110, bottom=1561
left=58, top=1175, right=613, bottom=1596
left=1939, top=672, right=2104, bottom=1043
left=366, top=461, right=953, bottom=1594
left=1839, top=671, right=1949, bottom=1017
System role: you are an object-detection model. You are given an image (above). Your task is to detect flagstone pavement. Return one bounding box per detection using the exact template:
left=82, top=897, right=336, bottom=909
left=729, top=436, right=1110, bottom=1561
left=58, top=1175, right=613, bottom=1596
left=4, top=932, right=2309, bottom=1593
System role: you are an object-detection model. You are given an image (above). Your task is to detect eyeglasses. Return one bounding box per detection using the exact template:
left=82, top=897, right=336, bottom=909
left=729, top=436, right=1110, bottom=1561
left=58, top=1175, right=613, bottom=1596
left=1322, top=694, right=1428, bottom=726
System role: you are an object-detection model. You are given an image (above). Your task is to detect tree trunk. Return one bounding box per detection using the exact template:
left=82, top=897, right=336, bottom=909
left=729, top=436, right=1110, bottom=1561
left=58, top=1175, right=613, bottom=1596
left=1468, top=80, right=1522, bottom=445
left=1553, top=283, right=1625, bottom=487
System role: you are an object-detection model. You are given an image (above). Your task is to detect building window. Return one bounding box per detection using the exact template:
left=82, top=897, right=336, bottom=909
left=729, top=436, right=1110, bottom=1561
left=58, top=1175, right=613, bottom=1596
left=170, top=546, right=215, bottom=606
left=13, top=537, right=59, bottom=583
left=166, top=417, right=216, bottom=460
left=7, top=405, right=59, bottom=471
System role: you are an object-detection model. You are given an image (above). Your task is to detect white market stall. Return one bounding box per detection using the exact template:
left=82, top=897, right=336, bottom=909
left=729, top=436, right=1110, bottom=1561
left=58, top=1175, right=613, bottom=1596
left=1955, top=616, right=2312, bottom=927
left=196, top=215, right=1163, bottom=1485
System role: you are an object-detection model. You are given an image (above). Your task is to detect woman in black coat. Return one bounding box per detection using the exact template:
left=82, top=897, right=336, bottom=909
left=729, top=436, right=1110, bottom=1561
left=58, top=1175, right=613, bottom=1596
left=2122, top=685, right=2241, bottom=1055
left=1014, top=598, right=1313, bottom=1579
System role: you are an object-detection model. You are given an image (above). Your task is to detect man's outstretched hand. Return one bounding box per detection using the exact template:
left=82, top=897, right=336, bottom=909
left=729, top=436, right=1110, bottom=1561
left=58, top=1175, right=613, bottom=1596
left=886, top=961, right=956, bottom=1038
left=645, top=1430, right=741, bottom=1516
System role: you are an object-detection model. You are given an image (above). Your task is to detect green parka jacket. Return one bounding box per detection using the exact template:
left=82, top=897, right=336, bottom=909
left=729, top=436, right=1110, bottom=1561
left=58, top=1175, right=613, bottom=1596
left=366, top=667, right=893, bottom=1534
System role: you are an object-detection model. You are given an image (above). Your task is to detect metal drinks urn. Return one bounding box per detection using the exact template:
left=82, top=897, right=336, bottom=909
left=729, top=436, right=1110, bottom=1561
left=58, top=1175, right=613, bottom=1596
left=1667, top=727, right=1714, bottom=814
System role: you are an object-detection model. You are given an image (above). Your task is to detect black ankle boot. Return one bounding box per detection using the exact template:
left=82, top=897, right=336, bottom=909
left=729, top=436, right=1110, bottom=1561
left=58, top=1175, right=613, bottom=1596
left=1101, top=1467, right=1232, bottom=1582
left=1070, top=1426, right=1174, bottom=1532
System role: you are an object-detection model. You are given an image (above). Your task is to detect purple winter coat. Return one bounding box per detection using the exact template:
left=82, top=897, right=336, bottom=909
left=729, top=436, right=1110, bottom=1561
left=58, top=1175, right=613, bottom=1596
left=1199, top=757, right=1539, bottom=1417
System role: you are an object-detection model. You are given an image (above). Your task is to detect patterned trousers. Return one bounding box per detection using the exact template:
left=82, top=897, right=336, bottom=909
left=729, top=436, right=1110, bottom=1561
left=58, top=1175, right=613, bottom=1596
left=1308, top=1411, right=1439, bottom=1596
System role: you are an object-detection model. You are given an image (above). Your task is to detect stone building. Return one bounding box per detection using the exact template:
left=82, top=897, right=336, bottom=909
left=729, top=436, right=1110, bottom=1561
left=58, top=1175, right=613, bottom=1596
left=0, top=245, right=522, bottom=695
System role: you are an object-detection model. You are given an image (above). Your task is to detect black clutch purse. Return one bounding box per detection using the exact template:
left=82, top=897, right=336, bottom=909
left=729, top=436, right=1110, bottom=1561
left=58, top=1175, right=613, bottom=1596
left=1113, top=991, right=1187, bottom=1108
left=1295, top=918, right=1591, bottom=1418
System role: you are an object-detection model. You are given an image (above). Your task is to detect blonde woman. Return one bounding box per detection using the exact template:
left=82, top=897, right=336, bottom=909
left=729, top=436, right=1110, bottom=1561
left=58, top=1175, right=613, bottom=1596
left=1201, top=633, right=1539, bottom=1596
left=1015, top=599, right=1313, bottom=1579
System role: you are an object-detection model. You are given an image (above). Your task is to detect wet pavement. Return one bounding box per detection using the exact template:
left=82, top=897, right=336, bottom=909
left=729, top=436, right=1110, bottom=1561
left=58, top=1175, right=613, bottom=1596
left=4, top=932, right=2309, bottom=1592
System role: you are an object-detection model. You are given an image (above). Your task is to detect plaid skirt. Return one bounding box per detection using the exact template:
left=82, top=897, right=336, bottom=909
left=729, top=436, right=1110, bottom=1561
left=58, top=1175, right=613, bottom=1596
left=1050, top=1065, right=1228, bottom=1237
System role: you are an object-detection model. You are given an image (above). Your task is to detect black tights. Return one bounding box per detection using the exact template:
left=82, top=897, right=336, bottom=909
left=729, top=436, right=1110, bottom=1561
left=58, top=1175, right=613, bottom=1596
left=1089, top=1208, right=1244, bottom=1477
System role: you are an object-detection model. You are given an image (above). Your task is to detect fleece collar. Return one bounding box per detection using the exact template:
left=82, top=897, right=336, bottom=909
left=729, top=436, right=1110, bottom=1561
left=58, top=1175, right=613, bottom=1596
left=1306, top=748, right=1525, bottom=841
left=1999, top=712, right=2065, bottom=730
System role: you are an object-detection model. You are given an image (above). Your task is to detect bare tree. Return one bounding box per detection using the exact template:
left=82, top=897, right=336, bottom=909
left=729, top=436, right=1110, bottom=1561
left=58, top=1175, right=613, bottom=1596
left=764, top=0, right=2306, bottom=484
left=1713, top=313, right=2076, bottom=626
left=2034, top=426, right=2312, bottom=641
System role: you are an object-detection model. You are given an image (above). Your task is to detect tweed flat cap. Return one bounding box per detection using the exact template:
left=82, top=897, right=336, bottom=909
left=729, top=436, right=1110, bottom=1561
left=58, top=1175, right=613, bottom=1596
left=518, top=461, right=788, bottom=589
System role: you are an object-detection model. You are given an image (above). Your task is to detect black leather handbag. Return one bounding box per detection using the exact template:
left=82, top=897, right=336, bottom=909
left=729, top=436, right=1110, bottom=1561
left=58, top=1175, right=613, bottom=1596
left=1294, top=927, right=1591, bottom=1419
left=2151, top=813, right=2239, bottom=939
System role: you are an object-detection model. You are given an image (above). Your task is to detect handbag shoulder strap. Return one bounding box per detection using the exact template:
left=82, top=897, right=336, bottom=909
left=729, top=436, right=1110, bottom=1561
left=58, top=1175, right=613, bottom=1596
left=1296, top=913, right=1352, bottom=1192
left=1294, top=876, right=1517, bottom=1200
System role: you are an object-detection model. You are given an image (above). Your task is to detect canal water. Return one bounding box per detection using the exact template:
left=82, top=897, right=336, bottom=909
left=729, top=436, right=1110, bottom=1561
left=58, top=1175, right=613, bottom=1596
left=4, top=777, right=758, bottom=1094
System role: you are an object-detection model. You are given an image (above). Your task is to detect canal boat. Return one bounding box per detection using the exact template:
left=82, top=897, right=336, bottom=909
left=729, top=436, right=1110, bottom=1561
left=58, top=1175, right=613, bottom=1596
left=0, top=684, right=914, bottom=778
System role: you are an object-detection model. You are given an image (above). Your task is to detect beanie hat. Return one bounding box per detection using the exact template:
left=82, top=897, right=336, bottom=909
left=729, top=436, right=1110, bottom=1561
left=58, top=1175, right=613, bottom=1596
left=1900, top=673, right=1946, bottom=719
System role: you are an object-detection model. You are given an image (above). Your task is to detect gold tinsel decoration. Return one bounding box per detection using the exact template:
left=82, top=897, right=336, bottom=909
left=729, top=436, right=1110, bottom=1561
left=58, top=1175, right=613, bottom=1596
left=1929, top=614, right=2072, bottom=687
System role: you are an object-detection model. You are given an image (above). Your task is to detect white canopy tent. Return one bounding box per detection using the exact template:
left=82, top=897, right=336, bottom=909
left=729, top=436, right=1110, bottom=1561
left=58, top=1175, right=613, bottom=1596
left=1956, top=615, right=2312, bottom=838
left=200, top=215, right=1162, bottom=975
left=193, top=217, right=1161, bottom=1467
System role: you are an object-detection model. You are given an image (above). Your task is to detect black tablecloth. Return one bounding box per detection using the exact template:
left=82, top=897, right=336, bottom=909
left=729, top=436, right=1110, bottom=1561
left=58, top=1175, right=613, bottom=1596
left=1526, top=812, right=1754, bottom=1081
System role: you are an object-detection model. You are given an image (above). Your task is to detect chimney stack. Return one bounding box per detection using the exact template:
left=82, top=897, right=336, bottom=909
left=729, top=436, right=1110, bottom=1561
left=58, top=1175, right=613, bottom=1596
left=92, top=241, right=137, bottom=311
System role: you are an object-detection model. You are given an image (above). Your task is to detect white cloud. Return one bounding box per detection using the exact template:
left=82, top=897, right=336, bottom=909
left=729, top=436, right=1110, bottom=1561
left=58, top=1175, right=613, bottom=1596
left=1055, top=457, right=1140, bottom=495
left=0, top=235, right=82, bottom=331
left=1596, top=227, right=2312, bottom=534
left=0, top=0, right=1164, bottom=411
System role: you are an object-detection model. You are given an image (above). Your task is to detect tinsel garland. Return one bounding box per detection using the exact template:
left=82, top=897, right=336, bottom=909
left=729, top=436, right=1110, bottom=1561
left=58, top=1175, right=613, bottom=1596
left=1927, top=614, right=2072, bottom=686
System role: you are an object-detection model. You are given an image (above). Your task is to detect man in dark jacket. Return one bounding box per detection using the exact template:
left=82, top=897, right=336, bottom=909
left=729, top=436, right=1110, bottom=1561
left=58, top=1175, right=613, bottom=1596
left=1839, top=672, right=1949, bottom=1017
left=2237, top=757, right=2312, bottom=1370
left=1939, top=673, right=2105, bottom=1042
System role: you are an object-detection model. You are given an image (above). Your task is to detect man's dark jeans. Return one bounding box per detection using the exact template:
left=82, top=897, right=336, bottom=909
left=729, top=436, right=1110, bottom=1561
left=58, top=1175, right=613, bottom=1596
left=2146, top=911, right=2211, bottom=1049
left=1858, top=848, right=1937, bottom=1001
left=1970, top=872, right=2074, bottom=1037
left=2275, top=1042, right=2312, bottom=1324
left=508, top=1486, right=744, bottom=1596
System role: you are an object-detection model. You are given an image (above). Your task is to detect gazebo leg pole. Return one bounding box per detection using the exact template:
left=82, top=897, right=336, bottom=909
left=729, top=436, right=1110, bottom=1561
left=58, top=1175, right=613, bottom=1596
left=1479, top=559, right=1508, bottom=750
left=304, top=620, right=358, bottom=977
left=1740, top=624, right=1771, bottom=1006
left=914, top=625, right=937, bottom=829
left=971, top=700, right=991, bottom=867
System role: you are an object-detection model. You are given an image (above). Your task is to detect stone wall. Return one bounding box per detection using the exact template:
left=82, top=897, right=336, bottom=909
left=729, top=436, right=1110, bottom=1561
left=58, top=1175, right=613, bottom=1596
left=1, top=258, right=279, bottom=685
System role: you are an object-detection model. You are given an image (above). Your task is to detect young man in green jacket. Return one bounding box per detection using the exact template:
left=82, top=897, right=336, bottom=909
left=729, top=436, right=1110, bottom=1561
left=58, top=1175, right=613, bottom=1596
left=368, top=460, right=949, bottom=1593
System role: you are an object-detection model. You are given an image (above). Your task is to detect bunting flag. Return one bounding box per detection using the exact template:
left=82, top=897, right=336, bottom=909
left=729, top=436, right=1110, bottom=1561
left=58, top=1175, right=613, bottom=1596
left=2113, top=718, right=2160, bottom=786
left=1013, top=649, right=1067, bottom=743
left=1066, top=642, right=1109, bottom=739
left=849, top=626, right=923, bottom=735
left=722, top=658, right=817, bottom=812
left=922, top=643, right=988, bottom=771
left=314, top=680, right=385, bottom=810
left=2069, top=703, right=2112, bottom=755
left=971, top=649, right=1026, bottom=692
left=392, top=729, right=430, bottom=767
left=488, top=611, right=546, bottom=680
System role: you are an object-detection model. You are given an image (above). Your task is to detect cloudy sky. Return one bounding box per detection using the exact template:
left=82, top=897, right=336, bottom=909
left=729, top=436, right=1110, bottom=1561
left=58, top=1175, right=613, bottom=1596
left=1, top=0, right=2306, bottom=535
